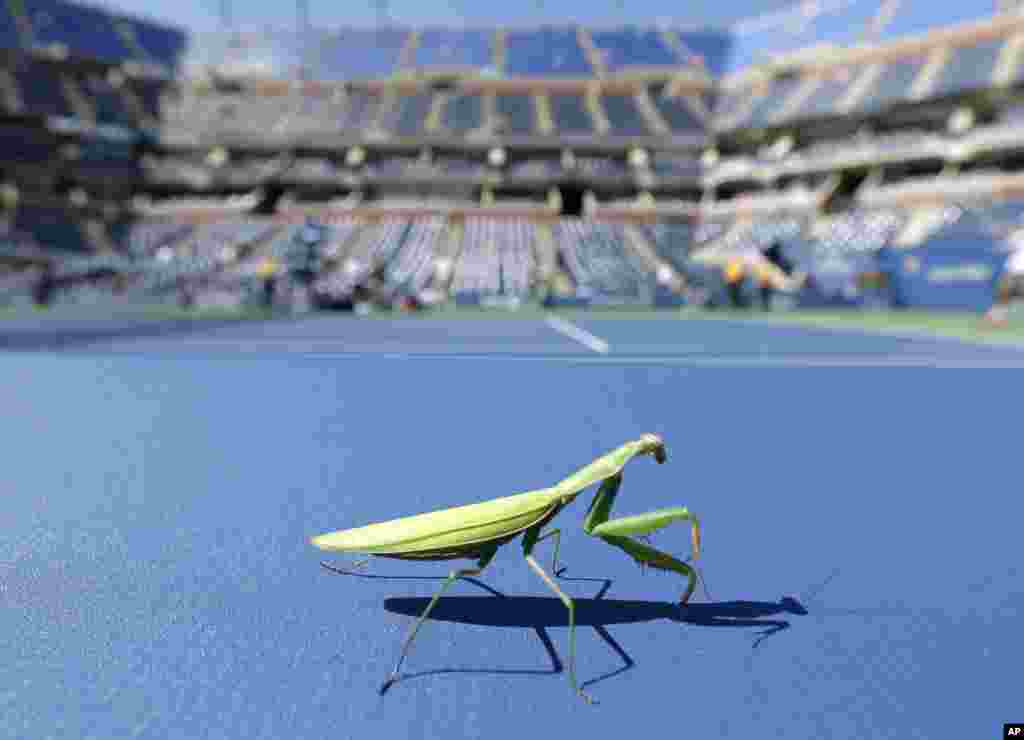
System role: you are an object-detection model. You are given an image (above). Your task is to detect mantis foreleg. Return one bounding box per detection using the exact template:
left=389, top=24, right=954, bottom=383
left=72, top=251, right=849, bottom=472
left=583, top=472, right=703, bottom=604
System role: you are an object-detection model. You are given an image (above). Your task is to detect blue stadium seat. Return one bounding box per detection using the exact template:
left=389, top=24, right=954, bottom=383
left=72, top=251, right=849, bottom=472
left=930, top=37, right=1006, bottom=98
left=639, top=222, right=694, bottom=273
left=602, top=94, right=650, bottom=136
left=789, top=70, right=854, bottom=120
left=590, top=29, right=679, bottom=71
left=72, top=135, right=141, bottom=180
left=0, top=2, right=22, bottom=49
left=554, top=220, right=651, bottom=300
left=495, top=94, right=536, bottom=135
left=14, top=205, right=93, bottom=253
left=647, top=84, right=703, bottom=133
left=549, top=94, right=593, bottom=133
left=412, top=29, right=493, bottom=69
left=505, top=29, right=592, bottom=76
left=0, top=124, right=53, bottom=164
left=441, top=93, right=483, bottom=133
left=739, top=76, right=801, bottom=128
left=25, top=0, right=133, bottom=63
left=122, top=19, right=188, bottom=70
left=675, top=30, right=733, bottom=76
left=12, top=59, right=72, bottom=118
left=130, top=80, right=163, bottom=120
left=339, top=91, right=377, bottom=129
left=79, top=75, right=136, bottom=128
left=859, top=57, right=926, bottom=112
left=318, top=29, right=408, bottom=80
left=391, top=94, right=433, bottom=136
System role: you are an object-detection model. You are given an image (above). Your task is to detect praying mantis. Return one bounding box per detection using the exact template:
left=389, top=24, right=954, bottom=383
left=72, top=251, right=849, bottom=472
left=311, top=433, right=703, bottom=703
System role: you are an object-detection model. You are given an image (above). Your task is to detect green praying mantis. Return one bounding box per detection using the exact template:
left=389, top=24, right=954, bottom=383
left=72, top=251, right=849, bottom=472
left=311, top=433, right=703, bottom=703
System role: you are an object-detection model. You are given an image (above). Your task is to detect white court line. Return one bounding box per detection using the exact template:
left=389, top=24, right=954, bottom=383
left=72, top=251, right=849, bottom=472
left=82, top=347, right=1024, bottom=368
left=544, top=316, right=610, bottom=354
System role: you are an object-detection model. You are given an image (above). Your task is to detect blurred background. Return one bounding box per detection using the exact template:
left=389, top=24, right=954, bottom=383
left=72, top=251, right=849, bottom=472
left=3, top=0, right=1024, bottom=323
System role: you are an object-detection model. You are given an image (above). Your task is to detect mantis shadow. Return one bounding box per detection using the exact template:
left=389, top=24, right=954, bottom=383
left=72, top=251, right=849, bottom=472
left=382, top=580, right=806, bottom=690
left=323, top=562, right=815, bottom=692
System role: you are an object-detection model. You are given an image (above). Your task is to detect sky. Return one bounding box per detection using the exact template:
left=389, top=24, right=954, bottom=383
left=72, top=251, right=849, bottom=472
left=92, top=0, right=803, bottom=32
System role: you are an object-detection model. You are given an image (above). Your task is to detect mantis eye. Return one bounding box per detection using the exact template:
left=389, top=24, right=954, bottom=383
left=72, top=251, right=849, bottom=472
left=641, top=433, right=667, bottom=463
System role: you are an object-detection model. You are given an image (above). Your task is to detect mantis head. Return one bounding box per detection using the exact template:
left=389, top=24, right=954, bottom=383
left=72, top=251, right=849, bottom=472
left=639, top=433, right=667, bottom=464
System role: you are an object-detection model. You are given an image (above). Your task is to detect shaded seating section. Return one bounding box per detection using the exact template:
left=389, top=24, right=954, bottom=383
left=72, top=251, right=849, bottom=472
left=788, top=69, right=855, bottom=121
left=136, top=219, right=276, bottom=293
left=339, top=91, right=378, bottom=129
left=382, top=217, right=444, bottom=296
left=553, top=220, right=651, bottom=300
left=0, top=123, right=53, bottom=164
left=858, top=58, right=926, bottom=112
left=390, top=93, right=433, bottom=136
left=24, top=0, right=133, bottom=63
left=124, top=19, right=189, bottom=70
left=113, top=220, right=195, bottom=258
left=639, top=222, right=694, bottom=274
left=647, top=84, right=704, bottom=133
left=575, top=157, right=627, bottom=177
left=78, top=75, right=136, bottom=128
left=649, top=155, right=702, bottom=177
left=14, top=205, right=94, bottom=252
left=412, top=30, right=493, bottom=70
left=441, top=93, right=483, bottom=133
left=549, top=94, right=593, bottom=134
left=739, top=76, right=801, bottom=128
left=12, top=59, right=72, bottom=118
left=494, top=94, right=536, bottom=135
left=130, top=80, right=164, bottom=120
left=317, top=29, right=408, bottom=80
left=601, top=94, right=650, bottom=136
left=930, top=37, right=1006, bottom=98
left=505, top=29, right=592, bottom=76
left=0, top=2, right=21, bottom=49
left=675, top=30, right=733, bottom=76
left=452, top=218, right=537, bottom=299
left=72, top=135, right=142, bottom=180
left=590, top=29, right=680, bottom=70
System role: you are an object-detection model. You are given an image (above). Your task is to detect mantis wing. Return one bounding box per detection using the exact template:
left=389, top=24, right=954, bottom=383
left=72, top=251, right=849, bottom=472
left=311, top=488, right=563, bottom=556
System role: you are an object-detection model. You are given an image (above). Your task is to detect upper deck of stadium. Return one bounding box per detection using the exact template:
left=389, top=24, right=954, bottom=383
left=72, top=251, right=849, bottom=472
left=183, top=0, right=1015, bottom=83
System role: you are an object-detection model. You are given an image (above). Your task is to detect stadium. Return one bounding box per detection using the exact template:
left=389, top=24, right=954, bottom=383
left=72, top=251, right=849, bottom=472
left=2, top=2, right=1023, bottom=738
left=3, top=0, right=1024, bottom=314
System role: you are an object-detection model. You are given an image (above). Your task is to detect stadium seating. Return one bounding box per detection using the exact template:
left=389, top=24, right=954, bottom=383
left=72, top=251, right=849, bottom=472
left=549, top=94, right=593, bottom=134
left=590, top=29, right=681, bottom=71
left=601, top=94, right=651, bottom=136
left=554, top=220, right=651, bottom=300
left=11, top=59, right=73, bottom=118
left=317, top=30, right=409, bottom=80
left=494, top=95, right=537, bottom=135
left=441, top=93, right=484, bottom=134
left=453, top=219, right=537, bottom=300
left=412, top=30, right=494, bottom=70
left=25, top=0, right=134, bottom=63
left=647, top=84, right=704, bottom=134
left=505, top=29, right=592, bottom=77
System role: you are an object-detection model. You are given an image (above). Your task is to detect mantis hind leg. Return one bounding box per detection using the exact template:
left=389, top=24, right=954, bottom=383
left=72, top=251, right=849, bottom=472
left=583, top=473, right=703, bottom=604
left=380, top=545, right=498, bottom=694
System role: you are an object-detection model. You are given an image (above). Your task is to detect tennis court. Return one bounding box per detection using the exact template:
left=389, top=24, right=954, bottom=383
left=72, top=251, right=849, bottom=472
left=2, top=313, right=1020, bottom=739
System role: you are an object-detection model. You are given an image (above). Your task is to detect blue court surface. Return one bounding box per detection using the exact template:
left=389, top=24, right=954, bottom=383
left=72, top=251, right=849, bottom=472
left=2, top=314, right=1021, bottom=739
